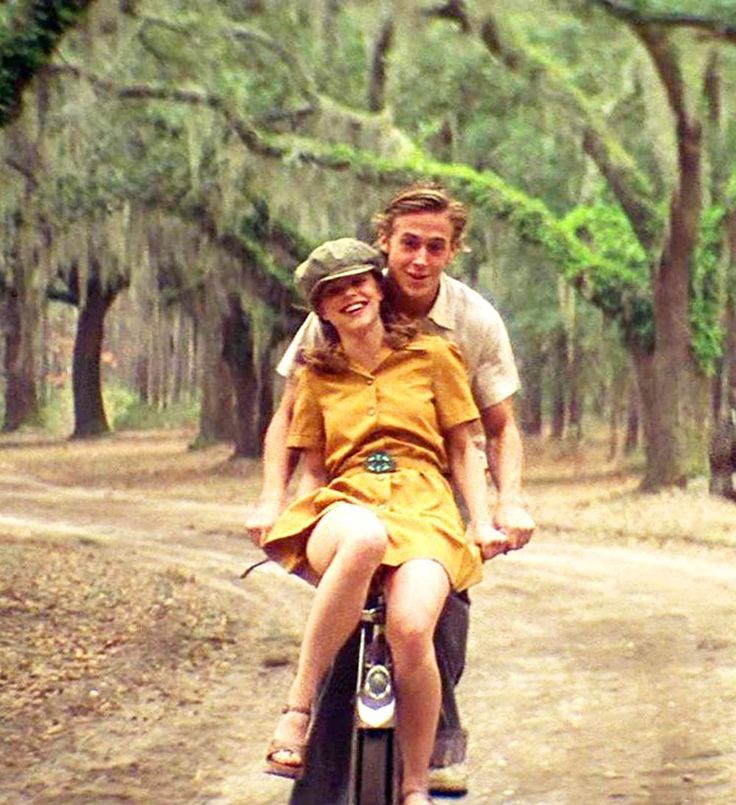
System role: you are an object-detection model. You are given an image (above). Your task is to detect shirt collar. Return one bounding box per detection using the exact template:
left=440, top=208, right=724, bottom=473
left=425, top=274, right=455, bottom=331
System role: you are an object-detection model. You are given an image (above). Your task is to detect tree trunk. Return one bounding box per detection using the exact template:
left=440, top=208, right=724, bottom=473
left=708, top=417, right=735, bottom=500
left=71, top=276, right=119, bottom=438
left=195, top=298, right=234, bottom=447
left=624, top=375, right=640, bottom=454
left=222, top=297, right=259, bottom=457
left=568, top=341, right=583, bottom=441
left=2, top=289, right=40, bottom=431
left=632, top=345, right=709, bottom=490
left=520, top=350, right=544, bottom=436
left=608, top=366, right=629, bottom=461
left=256, top=344, right=276, bottom=447
left=172, top=307, right=196, bottom=404
left=708, top=210, right=736, bottom=498
left=197, top=356, right=234, bottom=446
left=550, top=330, right=566, bottom=439
left=636, top=73, right=709, bottom=489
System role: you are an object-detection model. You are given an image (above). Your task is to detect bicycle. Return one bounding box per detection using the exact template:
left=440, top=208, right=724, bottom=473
left=349, top=589, right=400, bottom=805
left=243, top=561, right=401, bottom=803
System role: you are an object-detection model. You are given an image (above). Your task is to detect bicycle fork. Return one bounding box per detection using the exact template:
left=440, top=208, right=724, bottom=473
left=349, top=595, right=399, bottom=804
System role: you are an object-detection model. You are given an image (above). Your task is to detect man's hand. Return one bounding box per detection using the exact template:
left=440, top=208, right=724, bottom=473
left=245, top=498, right=282, bottom=547
left=470, top=521, right=512, bottom=561
left=493, top=500, right=535, bottom=551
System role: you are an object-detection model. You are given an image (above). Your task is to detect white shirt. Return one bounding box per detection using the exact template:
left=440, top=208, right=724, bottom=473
left=277, top=273, right=520, bottom=411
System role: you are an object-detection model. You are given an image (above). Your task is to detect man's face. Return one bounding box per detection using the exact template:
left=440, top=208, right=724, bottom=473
left=379, top=210, right=457, bottom=314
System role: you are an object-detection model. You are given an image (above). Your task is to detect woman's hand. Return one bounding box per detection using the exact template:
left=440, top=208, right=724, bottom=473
left=469, top=521, right=512, bottom=561
left=245, top=497, right=282, bottom=547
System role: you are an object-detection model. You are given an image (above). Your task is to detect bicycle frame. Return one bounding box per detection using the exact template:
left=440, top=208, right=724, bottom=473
left=349, top=592, right=399, bottom=804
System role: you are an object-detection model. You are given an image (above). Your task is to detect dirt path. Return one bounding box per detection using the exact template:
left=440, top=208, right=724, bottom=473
left=1, top=433, right=735, bottom=804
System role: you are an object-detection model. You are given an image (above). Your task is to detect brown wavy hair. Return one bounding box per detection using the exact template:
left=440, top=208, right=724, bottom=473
left=298, top=276, right=418, bottom=374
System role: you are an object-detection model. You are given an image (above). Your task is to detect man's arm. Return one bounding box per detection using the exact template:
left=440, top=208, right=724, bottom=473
left=446, top=420, right=511, bottom=560
left=480, top=398, right=535, bottom=551
left=245, top=377, right=299, bottom=546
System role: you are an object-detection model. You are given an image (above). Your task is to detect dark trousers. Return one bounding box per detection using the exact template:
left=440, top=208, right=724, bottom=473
left=289, top=591, right=470, bottom=805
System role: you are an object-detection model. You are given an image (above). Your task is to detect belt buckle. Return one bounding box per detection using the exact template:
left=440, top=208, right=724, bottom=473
left=364, top=450, right=396, bottom=474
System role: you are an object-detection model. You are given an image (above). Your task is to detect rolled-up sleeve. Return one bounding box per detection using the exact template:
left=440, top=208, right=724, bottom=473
left=431, top=341, right=480, bottom=433
left=470, top=310, right=520, bottom=409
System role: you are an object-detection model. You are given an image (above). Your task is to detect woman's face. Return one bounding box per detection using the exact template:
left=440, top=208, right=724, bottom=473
left=316, top=272, right=384, bottom=335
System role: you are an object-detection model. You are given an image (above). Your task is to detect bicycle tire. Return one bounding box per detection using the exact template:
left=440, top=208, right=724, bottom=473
left=355, top=728, right=397, bottom=804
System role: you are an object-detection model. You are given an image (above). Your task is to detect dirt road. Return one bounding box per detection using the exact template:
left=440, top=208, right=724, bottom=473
left=1, top=433, right=735, bottom=804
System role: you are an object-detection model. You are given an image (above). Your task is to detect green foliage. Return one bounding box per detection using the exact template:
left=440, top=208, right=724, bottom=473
left=38, top=384, right=72, bottom=434
left=0, top=0, right=95, bottom=126
left=39, top=383, right=199, bottom=433
left=314, top=8, right=370, bottom=106
left=390, top=21, right=587, bottom=215
left=690, top=205, right=726, bottom=375
left=235, top=214, right=297, bottom=290
left=561, top=202, right=654, bottom=350
left=112, top=396, right=200, bottom=431
left=629, top=0, right=736, bottom=18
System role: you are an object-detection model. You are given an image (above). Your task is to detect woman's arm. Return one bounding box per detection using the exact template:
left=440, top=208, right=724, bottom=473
left=445, top=421, right=511, bottom=560
left=246, top=378, right=300, bottom=543
left=295, top=447, right=327, bottom=497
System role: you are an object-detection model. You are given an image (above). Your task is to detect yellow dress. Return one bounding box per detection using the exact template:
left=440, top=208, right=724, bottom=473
left=262, top=334, right=483, bottom=592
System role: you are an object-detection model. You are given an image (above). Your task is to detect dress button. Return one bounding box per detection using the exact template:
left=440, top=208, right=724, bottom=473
left=366, top=378, right=374, bottom=385
left=368, top=407, right=376, bottom=416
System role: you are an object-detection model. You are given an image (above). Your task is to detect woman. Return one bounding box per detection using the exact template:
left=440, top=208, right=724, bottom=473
left=253, top=238, right=504, bottom=805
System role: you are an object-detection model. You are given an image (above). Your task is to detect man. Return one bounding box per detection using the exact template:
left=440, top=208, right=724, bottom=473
left=246, top=183, right=535, bottom=801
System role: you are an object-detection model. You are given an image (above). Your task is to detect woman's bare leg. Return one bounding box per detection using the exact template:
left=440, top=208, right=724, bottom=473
left=270, top=504, right=387, bottom=768
left=384, top=559, right=450, bottom=800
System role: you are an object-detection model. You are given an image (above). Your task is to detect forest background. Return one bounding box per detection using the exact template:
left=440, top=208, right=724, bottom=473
left=3, top=3, right=736, bottom=802
left=1, top=0, right=736, bottom=496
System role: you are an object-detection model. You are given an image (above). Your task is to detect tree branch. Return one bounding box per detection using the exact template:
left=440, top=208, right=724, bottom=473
left=478, top=14, right=661, bottom=252
left=627, top=24, right=702, bottom=272
left=634, top=26, right=691, bottom=137
left=229, top=24, right=318, bottom=103
left=136, top=15, right=319, bottom=104
left=423, top=1, right=473, bottom=33
left=588, top=0, right=736, bottom=44
left=45, top=63, right=650, bottom=343
left=5, top=156, right=38, bottom=189
left=0, top=0, right=98, bottom=126
left=368, top=19, right=394, bottom=113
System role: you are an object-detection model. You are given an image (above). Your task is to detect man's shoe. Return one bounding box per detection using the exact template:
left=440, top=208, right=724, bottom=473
left=428, top=761, right=468, bottom=796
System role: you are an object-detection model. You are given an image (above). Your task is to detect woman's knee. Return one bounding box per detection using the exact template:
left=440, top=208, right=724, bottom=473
left=314, top=504, right=387, bottom=569
left=387, top=613, right=436, bottom=667
left=385, top=561, right=449, bottom=666
left=337, top=508, right=388, bottom=565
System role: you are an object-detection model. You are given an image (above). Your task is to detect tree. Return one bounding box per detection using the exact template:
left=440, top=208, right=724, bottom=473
left=5, top=0, right=736, bottom=495
left=413, top=0, right=736, bottom=488
left=0, top=0, right=98, bottom=126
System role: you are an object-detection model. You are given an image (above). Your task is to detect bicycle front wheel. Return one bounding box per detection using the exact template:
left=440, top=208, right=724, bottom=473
left=355, top=728, right=398, bottom=804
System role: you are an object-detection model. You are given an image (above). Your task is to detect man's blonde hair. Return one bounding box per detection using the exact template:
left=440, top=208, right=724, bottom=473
left=372, top=182, right=469, bottom=249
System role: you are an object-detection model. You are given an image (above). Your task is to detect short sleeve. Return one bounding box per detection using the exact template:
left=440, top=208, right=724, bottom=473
left=470, top=310, right=520, bottom=409
left=287, top=368, right=325, bottom=449
left=430, top=340, right=480, bottom=432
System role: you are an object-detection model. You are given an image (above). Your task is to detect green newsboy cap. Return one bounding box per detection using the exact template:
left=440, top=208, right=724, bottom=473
left=295, top=238, right=383, bottom=307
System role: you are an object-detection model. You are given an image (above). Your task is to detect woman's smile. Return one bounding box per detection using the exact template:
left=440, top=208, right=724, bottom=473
left=341, top=299, right=368, bottom=316
left=317, top=273, right=384, bottom=331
